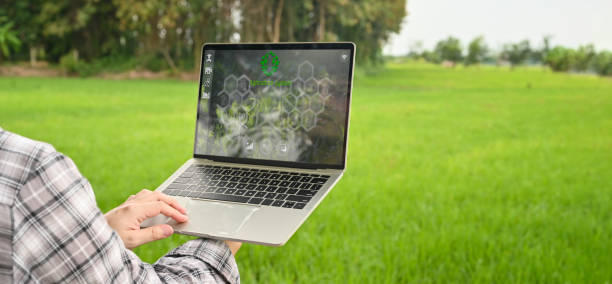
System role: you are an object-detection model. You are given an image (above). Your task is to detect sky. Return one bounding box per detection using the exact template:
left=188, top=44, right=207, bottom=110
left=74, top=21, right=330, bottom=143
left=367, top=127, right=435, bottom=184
left=383, top=0, right=612, bottom=55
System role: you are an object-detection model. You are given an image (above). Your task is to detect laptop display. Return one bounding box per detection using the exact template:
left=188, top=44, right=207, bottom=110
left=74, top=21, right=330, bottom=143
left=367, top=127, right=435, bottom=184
left=194, top=44, right=353, bottom=168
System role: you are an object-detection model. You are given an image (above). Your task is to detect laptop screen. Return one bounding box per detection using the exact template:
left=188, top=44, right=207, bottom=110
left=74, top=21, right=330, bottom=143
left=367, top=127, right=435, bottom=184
left=194, top=43, right=353, bottom=169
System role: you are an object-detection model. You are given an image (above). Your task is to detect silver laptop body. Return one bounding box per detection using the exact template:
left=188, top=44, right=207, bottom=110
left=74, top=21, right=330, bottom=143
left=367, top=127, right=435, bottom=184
left=143, top=42, right=355, bottom=246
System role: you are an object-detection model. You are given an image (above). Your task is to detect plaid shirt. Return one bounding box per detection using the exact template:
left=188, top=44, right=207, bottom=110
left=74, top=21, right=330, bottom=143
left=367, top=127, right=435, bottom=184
left=0, top=127, right=240, bottom=283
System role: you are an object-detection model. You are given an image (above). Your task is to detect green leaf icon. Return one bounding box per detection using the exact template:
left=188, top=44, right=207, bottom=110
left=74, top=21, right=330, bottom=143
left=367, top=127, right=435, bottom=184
left=261, top=52, right=279, bottom=76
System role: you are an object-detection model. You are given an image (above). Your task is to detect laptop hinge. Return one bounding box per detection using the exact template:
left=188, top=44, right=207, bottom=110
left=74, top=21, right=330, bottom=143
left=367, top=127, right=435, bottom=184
left=193, top=157, right=214, bottom=162
left=193, top=157, right=342, bottom=172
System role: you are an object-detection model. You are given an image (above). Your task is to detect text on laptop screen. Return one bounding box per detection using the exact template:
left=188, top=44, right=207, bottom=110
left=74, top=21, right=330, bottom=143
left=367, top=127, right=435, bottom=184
left=195, top=48, right=351, bottom=166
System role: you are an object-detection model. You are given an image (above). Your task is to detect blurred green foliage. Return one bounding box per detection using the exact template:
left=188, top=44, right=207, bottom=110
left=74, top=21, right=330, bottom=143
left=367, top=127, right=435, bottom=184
left=501, top=40, right=531, bottom=67
left=434, top=36, right=463, bottom=64
left=0, top=0, right=406, bottom=73
left=0, top=16, right=21, bottom=57
left=592, top=51, right=612, bottom=76
left=465, top=36, right=488, bottom=66
left=409, top=35, right=612, bottom=78
left=544, top=46, right=575, bottom=72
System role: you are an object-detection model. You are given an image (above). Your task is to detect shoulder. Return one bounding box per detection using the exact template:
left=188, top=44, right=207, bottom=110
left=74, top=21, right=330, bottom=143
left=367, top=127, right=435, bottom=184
left=0, top=128, right=60, bottom=194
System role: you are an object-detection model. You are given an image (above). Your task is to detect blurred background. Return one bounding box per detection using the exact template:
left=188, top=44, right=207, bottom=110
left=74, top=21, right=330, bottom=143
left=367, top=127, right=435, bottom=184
left=1, top=0, right=611, bottom=76
left=0, top=0, right=405, bottom=76
left=1, top=0, right=611, bottom=283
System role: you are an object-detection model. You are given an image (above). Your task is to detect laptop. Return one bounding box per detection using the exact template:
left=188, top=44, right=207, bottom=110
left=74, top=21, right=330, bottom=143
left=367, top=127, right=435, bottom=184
left=142, top=42, right=355, bottom=246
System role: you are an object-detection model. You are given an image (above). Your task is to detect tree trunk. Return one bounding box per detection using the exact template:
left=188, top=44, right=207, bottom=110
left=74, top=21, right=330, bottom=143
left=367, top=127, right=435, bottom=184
left=266, top=3, right=273, bottom=41
left=193, top=33, right=202, bottom=72
left=286, top=1, right=293, bottom=41
left=272, top=0, right=284, bottom=42
left=252, top=0, right=267, bottom=42
left=30, top=46, right=37, bottom=67
left=316, top=1, right=325, bottom=41
left=161, top=45, right=178, bottom=72
left=256, top=22, right=264, bottom=42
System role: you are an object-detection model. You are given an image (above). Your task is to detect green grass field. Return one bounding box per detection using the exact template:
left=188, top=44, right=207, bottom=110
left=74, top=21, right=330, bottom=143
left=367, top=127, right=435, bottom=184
left=1, top=62, right=611, bottom=283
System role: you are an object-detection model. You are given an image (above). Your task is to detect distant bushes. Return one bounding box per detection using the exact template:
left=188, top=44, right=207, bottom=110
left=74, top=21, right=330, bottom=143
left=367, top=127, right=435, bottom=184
left=58, top=52, right=172, bottom=77
left=543, top=45, right=598, bottom=73
left=593, top=51, right=612, bottom=76
left=544, top=47, right=575, bottom=72
left=408, top=36, right=612, bottom=77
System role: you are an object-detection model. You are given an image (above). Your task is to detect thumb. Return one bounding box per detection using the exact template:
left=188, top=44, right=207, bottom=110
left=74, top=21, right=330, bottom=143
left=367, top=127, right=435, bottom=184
left=125, top=224, right=174, bottom=249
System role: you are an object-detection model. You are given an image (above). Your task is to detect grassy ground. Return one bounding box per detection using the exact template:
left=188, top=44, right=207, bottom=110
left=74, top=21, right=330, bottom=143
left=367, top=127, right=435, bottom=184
left=1, top=62, right=611, bottom=283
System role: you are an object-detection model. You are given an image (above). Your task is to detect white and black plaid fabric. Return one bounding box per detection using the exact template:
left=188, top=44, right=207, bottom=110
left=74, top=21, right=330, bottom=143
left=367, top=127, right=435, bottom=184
left=0, top=127, right=240, bottom=283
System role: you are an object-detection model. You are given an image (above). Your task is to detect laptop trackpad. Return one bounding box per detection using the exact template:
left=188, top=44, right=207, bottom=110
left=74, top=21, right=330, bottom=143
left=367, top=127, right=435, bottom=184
left=172, top=199, right=257, bottom=235
left=141, top=198, right=258, bottom=235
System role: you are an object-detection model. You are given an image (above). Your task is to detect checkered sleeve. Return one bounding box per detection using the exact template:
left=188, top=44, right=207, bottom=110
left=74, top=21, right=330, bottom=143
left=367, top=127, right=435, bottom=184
left=11, top=145, right=239, bottom=283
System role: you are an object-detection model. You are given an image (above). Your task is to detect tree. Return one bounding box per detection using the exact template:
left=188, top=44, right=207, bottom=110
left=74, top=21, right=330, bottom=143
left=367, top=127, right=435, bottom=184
left=3, top=0, right=123, bottom=64
left=0, top=17, right=21, bottom=59
left=545, top=46, right=575, bottom=72
left=0, top=0, right=407, bottom=71
left=542, top=35, right=552, bottom=57
left=241, top=0, right=286, bottom=42
left=464, top=36, right=487, bottom=66
left=114, top=0, right=180, bottom=71
left=420, top=50, right=439, bottom=63
left=186, top=0, right=238, bottom=71
left=35, top=0, right=122, bottom=62
left=573, top=44, right=596, bottom=72
left=3, top=0, right=45, bottom=64
left=501, top=40, right=531, bottom=67
left=234, top=0, right=407, bottom=65
left=319, top=0, right=406, bottom=64
left=434, top=36, right=462, bottom=63
left=592, top=51, right=612, bottom=76
left=530, top=35, right=553, bottom=63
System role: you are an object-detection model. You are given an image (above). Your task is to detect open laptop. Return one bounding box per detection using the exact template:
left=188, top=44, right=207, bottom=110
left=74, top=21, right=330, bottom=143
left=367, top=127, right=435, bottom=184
left=142, top=42, right=355, bottom=246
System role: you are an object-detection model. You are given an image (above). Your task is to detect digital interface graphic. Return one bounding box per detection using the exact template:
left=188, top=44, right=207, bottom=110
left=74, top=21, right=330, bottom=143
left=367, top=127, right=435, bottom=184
left=195, top=48, right=352, bottom=166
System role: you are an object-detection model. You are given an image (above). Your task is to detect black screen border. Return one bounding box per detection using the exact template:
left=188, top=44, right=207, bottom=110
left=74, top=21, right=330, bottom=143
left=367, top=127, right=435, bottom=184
left=193, top=42, right=355, bottom=170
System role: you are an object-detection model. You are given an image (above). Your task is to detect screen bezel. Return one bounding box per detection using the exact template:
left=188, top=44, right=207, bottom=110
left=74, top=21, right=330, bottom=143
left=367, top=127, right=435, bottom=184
left=193, top=42, right=355, bottom=170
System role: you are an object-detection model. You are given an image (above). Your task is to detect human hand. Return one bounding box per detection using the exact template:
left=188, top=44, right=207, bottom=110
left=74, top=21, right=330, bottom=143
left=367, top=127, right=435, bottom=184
left=105, top=189, right=188, bottom=249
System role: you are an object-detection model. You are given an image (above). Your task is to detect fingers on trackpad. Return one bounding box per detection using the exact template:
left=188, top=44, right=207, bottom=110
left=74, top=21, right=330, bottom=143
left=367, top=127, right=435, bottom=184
left=181, top=199, right=259, bottom=234
left=140, top=214, right=171, bottom=228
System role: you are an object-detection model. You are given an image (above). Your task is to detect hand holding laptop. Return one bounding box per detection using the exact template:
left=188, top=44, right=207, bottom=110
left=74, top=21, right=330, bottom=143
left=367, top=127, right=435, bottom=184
left=105, top=189, right=243, bottom=254
left=105, top=189, right=189, bottom=249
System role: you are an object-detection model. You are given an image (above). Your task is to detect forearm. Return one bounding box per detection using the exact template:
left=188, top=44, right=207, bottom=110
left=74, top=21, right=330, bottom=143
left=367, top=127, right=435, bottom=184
left=14, top=148, right=238, bottom=283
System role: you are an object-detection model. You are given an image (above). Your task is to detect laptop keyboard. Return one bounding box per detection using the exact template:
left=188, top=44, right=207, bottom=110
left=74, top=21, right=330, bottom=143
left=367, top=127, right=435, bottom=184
left=162, top=165, right=330, bottom=209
